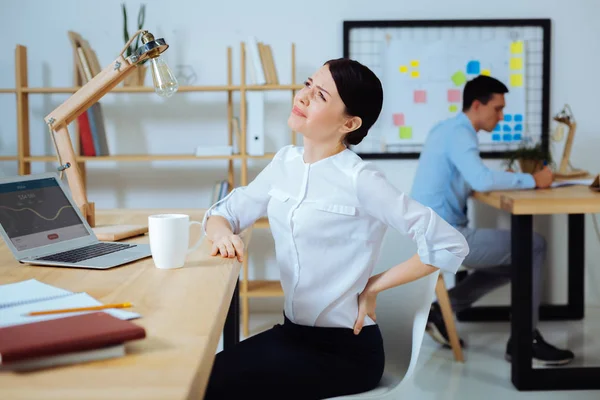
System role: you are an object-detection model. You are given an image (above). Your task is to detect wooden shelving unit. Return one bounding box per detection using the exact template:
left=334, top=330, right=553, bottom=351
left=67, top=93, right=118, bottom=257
left=3, top=41, right=299, bottom=337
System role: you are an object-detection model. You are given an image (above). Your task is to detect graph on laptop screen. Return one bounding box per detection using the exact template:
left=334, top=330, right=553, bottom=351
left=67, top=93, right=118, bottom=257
left=0, top=178, right=89, bottom=251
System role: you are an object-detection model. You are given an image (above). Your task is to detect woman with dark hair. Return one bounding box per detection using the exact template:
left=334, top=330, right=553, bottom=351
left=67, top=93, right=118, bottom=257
left=203, top=58, right=468, bottom=399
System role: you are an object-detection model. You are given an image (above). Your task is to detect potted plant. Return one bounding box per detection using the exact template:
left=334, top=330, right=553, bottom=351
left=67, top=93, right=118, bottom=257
left=504, top=141, right=552, bottom=174
left=122, top=3, right=147, bottom=87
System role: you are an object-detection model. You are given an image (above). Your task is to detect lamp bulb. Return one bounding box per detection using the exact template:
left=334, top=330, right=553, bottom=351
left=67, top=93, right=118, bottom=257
left=149, top=56, right=178, bottom=98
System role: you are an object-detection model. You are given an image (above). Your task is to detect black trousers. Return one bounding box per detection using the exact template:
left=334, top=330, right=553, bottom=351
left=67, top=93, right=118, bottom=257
left=204, top=314, right=385, bottom=400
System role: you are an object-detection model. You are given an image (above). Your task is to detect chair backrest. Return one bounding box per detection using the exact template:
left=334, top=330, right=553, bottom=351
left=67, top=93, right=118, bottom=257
left=328, top=269, right=440, bottom=400
left=328, top=232, right=440, bottom=399
left=377, top=269, right=439, bottom=386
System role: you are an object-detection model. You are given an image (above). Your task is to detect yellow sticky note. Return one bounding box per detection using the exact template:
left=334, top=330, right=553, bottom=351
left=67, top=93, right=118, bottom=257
left=510, top=41, right=523, bottom=54
left=510, top=58, right=523, bottom=70
left=410, top=60, right=419, bottom=67
left=510, top=74, right=523, bottom=87
left=449, top=104, right=458, bottom=112
left=410, top=70, right=419, bottom=78
left=481, top=69, right=491, bottom=76
left=399, top=65, right=408, bottom=73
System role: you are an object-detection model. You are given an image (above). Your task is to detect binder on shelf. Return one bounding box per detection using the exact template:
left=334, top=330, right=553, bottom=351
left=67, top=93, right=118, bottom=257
left=247, top=36, right=266, bottom=85
left=246, top=91, right=265, bottom=156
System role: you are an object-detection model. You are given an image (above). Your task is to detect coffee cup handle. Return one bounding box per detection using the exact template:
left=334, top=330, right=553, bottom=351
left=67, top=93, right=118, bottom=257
left=187, top=221, right=204, bottom=254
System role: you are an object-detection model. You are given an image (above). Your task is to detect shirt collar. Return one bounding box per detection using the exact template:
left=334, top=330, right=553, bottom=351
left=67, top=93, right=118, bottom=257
left=456, top=112, right=477, bottom=136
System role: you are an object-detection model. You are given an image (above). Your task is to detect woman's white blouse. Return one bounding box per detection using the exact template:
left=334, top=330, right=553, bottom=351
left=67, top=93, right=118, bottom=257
left=202, top=145, right=469, bottom=329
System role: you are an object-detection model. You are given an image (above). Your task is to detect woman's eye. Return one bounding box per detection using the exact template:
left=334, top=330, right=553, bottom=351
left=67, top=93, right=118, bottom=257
left=319, top=92, right=326, bottom=101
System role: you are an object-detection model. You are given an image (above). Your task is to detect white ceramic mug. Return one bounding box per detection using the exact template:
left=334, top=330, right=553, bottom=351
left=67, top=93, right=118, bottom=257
left=148, top=214, right=203, bottom=269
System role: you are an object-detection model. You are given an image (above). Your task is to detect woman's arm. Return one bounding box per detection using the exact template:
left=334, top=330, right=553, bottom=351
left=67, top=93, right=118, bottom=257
left=205, top=215, right=245, bottom=262
left=364, top=254, right=438, bottom=295
left=353, top=255, right=437, bottom=334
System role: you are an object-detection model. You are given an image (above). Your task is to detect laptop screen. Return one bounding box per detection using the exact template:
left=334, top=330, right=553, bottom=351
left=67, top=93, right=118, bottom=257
left=0, top=177, right=90, bottom=251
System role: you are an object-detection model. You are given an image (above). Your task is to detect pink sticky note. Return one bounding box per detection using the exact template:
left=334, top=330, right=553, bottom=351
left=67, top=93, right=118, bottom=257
left=414, top=90, right=427, bottom=103
left=447, top=89, right=461, bottom=103
left=392, top=113, right=405, bottom=126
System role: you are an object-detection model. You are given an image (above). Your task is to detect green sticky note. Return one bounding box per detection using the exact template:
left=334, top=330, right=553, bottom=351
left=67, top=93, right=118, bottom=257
left=451, top=71, right=467, bottom=86
left=399, top=126, right=412, bottom=139
left=449, top=104, right=458, bottom=112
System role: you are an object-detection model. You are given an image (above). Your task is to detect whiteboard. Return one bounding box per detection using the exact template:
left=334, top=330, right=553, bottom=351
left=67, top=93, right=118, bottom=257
left=343, top=20, right=551, bottom=159
left=380, top=38, right=527, bottom=147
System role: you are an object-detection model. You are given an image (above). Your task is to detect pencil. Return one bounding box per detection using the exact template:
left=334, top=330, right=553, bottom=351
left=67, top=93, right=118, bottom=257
left=26, top=302, right=133, bottom=316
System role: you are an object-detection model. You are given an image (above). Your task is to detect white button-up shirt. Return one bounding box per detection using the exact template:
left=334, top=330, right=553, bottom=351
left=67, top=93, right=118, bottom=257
left=203, top=145, right=469, bottom=329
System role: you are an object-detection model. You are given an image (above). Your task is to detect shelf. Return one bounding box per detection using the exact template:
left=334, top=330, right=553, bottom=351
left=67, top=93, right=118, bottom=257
left=22, top=85, right=241, bottom=94
left=24, top=154, right=243, bottom=162
left=254, top=217, right=270, bottom=229
left=0, top=156, right=18, bottom=161
left=248, top=153, right=276, bottom=160
left=243, top=280, right=283, bottom=297
left=0, top=89, right=16, bottom=94
left=21, top=84, right=302, bottom=94
left=245, top=84, right=303, bottom=91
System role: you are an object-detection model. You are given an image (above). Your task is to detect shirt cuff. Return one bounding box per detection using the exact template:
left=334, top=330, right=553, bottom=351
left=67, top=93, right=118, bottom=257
left=418, top=248, right=466, bottom=274
left=517, top=173, right=536, bottom=189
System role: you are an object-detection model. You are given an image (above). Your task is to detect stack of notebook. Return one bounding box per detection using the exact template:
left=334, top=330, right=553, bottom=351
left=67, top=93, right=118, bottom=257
left=0, top=312, right=146, bottom=371
left=0, top=279, right=145, bottom=371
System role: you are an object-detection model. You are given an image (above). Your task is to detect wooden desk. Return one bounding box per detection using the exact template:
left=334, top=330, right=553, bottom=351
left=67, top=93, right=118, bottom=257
left=0, top=209, right=246, bottom=400
left=468, top=186, right=600, bottom=391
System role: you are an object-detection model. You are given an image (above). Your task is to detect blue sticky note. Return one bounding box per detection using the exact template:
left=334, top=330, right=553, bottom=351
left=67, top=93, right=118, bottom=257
left=466, top=61, right=480, bottom=75
left=504, top=114, right=512, bottom=122
left=514, top=114, right=523, bottom=122
left=492, top=134, right=501, bottom=141
left=503, top=134, right=512, bottom=141
left=503, top=124, right=511, bottom=132
left=494, top=124, right=501, bottom=132
left=513, top=134, right=522, bottom=141
left=514, top=124, right=523, bottom=131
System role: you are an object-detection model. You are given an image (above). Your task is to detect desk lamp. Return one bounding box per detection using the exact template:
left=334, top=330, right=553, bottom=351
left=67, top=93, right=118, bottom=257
left=553, top=104, right=588, bottom=179
left=44, top=29, right=178, bottom=241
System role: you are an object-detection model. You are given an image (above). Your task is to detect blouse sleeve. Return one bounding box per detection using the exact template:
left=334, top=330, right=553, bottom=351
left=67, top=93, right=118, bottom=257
left=202, top=149, right=283, bottom=235
left=355, top=163, right=469, bottom=273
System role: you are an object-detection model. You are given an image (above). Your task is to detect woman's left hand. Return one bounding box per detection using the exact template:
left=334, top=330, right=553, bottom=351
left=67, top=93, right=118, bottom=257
left=354, top=289, right=377, bottom=335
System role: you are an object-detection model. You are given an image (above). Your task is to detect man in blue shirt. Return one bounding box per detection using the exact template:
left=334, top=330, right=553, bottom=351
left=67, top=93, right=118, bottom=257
left=411, top=75, right=574, bottom=366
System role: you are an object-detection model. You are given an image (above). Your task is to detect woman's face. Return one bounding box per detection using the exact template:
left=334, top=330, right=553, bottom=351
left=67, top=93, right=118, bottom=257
left=287, top=64, right=359, bottom=145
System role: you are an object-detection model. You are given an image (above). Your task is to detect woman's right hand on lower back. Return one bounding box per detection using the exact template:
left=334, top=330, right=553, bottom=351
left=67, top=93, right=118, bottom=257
left=210, top=234, right=244, bottom=262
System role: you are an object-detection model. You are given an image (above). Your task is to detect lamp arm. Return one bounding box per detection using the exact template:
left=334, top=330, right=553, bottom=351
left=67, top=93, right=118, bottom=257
left=45, top=54, right=136, bottom=128
left=43, top=53, right=137, bottom=227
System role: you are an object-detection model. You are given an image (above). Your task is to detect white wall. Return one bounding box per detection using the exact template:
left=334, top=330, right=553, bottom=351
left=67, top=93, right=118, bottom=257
left=1, top=0, right=599, bottom=309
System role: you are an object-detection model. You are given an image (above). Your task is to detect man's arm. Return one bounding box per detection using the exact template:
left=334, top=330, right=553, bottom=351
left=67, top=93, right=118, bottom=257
left=448, top=128, right=536, bottom=192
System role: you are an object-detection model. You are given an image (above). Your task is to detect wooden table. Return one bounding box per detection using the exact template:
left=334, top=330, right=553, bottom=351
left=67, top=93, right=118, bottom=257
left=466, top=185, right=600, bottom=391
left=0, top=209, right=246, bottom=400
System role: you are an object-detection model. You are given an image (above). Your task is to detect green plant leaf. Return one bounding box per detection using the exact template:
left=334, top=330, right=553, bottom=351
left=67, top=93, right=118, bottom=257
left=122, top=3, right=130, bottom=57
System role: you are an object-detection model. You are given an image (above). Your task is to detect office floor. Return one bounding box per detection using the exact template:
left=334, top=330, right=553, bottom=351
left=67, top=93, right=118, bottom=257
left=216, top=307, right=600, bottom=399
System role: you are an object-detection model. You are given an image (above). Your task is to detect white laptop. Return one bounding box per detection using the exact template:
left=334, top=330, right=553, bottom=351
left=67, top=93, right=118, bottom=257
left=0, top=172, right=151, bottom=269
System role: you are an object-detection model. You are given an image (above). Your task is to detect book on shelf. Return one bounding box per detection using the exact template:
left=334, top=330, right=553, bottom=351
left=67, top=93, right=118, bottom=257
left=211, top=180, right=230, bottom=205
left=246, top=37, right=279, bottom=85
left=68, top=31, right=109, bottom=157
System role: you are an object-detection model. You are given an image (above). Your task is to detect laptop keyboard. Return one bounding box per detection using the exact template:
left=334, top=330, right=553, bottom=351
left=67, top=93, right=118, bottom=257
left=36, top=242, right=136, bottom=264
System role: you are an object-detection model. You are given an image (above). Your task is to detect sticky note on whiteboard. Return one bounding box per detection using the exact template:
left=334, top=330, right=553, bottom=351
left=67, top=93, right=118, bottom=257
left=481, top=69, right=491, bottom=76
left=510, top=41, right=523, bottom=54
left=399, top=126, right=413, bottom=139
left=410, top=60, right=419, bottom=67
left=510, top=74, right=523, bottom=87
left=399, top=65, right=408, bottom=73
left=510, top=58, right=523, bottom=70
left=410, top=70, right=420, bottom=78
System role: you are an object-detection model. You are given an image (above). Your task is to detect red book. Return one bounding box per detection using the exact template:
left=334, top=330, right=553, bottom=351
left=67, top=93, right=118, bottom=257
left=0, top=312, right=145, bottom=364
left=77, top=112, right=96, bottom=156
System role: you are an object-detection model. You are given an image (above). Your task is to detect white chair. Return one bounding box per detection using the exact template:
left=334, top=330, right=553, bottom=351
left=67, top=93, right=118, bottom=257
left=328, top=269, right=440, bottom=399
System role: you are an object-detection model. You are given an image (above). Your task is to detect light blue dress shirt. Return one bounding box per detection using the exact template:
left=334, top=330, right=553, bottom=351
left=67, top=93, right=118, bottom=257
left=410, top=112, right=536, bottom=228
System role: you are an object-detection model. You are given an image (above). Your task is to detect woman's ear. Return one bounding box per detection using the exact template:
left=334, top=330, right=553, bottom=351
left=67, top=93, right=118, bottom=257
left=340, top=116, right=362, bottom=134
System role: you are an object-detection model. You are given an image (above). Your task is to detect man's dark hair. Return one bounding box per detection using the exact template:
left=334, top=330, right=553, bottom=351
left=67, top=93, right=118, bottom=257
left=462, top=75, right=508, bottom=111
